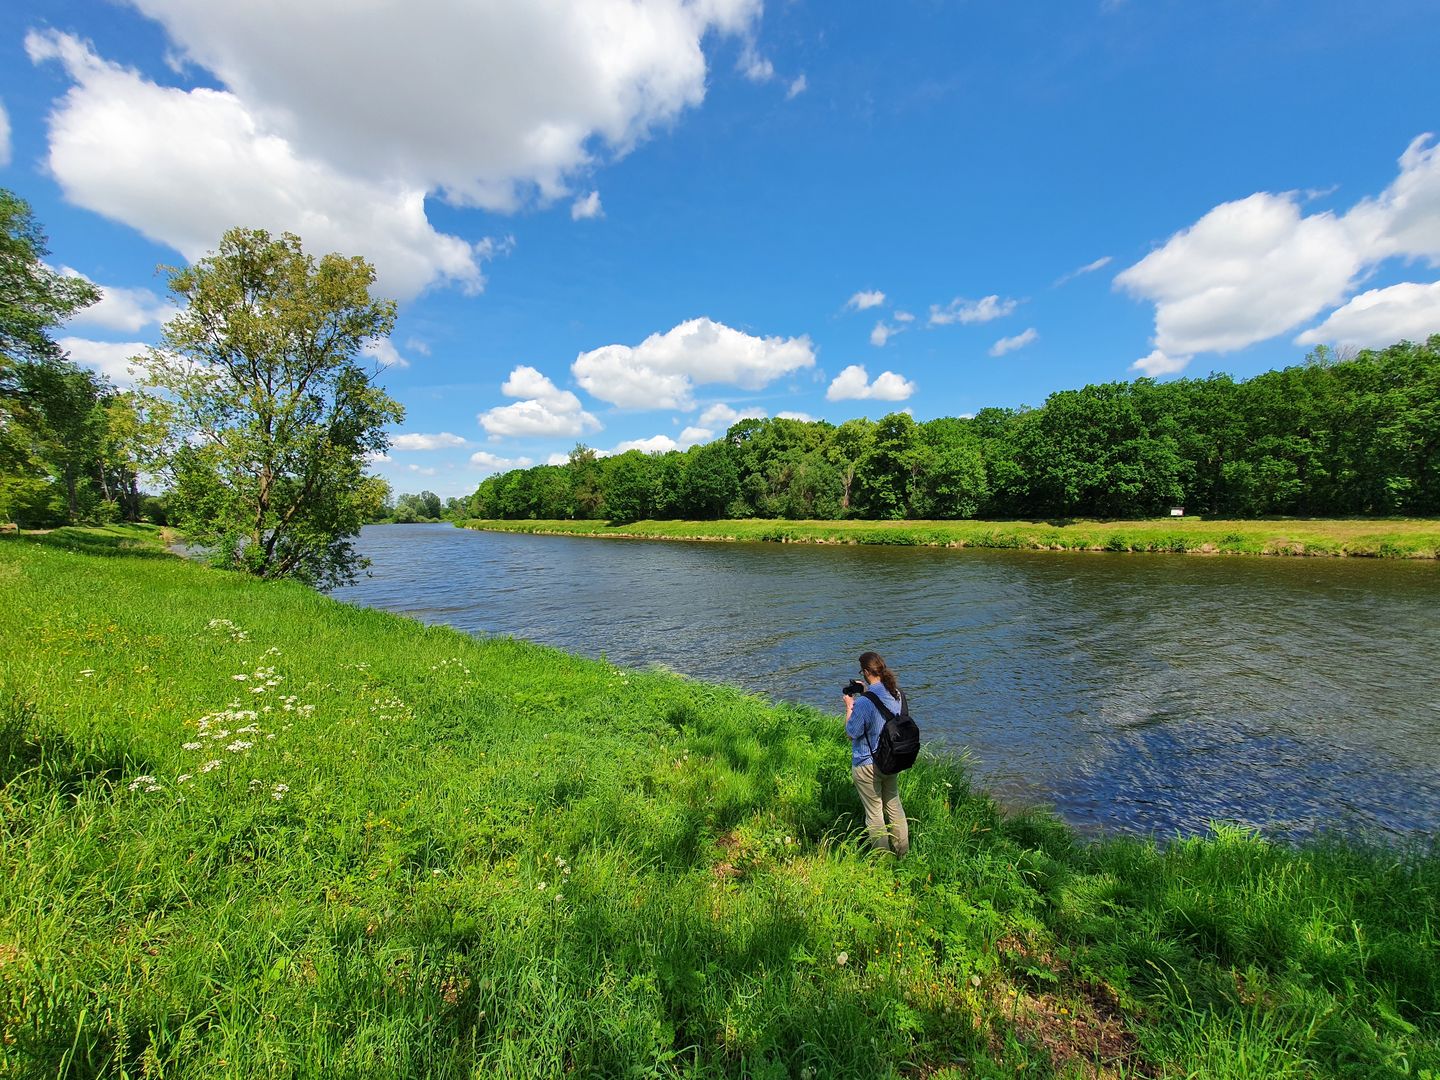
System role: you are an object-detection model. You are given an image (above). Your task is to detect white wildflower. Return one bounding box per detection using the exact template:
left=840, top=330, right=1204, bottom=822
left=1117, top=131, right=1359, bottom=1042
left=226, top=740, right=253, bottom=753
left=272, top=783, right=289, bottom=801
left=836, top=951, right=849, bottom=967
left=536, top=881, right=547, bottom=892
left=232, top=674, right=247, bottom=681
left=182, top=741, right=204, bottom=751
left=177, top=774, right=193, bottom=784
left=200, top=759, right=223, bottom=773
left=79, top=669, right=96, bottom=677
left=127, top=775, right=157, bottom=791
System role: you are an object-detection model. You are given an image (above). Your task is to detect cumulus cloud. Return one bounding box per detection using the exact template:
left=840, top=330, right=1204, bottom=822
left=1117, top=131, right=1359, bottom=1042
left=27, top=1, right=761, bottom=297
left=928, top=295, right=1018, bottom=326
left=786, top=74, right=808, bottom=99
left=59, top=268, right=179, bottom=333
left=613, top=434, right=682, bottom=454
left=572, top=317, right=815, bottom=410
left=571, top=190, right=603, bottom=220
left=1054, top=255, right=1112, bottom=285
left=26, top=30, right=495, bottom=301
left=893, top=310, right=915, bottom=323
left=777, top=410, right=815, bottom=421
left=1294, top=281, right=1440, bottom=349
left=1118, top=134, right=1440, bottom=373
left=826, top=364, right=915, bottom=402
left=696, top=402, right=766, bottom=428
left=57, top=336, right=147, bottom=387
left=360, top=338, right=413, bottom=370
left=1130, top=349, right=1191, bottom=377
left=392, top=432, right=470, bottom=451
left=0, top=99, right=10, bottom=168
left=989, top=327, right=1039, bottom=357
left=470, top=450, right=534, bottom=473
left=846, top=290, right=886, bottom=311
left=479, top=364, right=601, bottom=438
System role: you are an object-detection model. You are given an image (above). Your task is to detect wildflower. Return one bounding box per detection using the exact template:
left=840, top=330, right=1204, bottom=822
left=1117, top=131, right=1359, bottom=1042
left=836, top=951, right=849, bottom=967
left=79, top=669, right=96, bottom=677
left=266, top=733, right=277, bottom=740
left=127, top=775, right=157, bottom=791
left=249, top=686, right=266, bottom=694
left=536, top=881, right=547, bottom=892
left=249, top=778, right=263, bottom=789
left=226, top=740, right=253, bottom=753
left=232, top=674, right=248, bottom=681
left=182, top=741, right=204, bottom=751
left=200, top=759, right=223, bottom=773
left=432, top=869, right=443, bottom=876
left=272, top=783, right=289, bottom=801
left=970, top=975, right=982, bottom=988
left=237, top=725, right=259, bottom=734
left=177, top=774, right=193, bottom=784
left=145, top=784, right=162, bottom=793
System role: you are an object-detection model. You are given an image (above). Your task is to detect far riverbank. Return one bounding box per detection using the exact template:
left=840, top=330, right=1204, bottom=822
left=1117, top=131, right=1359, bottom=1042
left=459, top=515, right=1440, bottom=558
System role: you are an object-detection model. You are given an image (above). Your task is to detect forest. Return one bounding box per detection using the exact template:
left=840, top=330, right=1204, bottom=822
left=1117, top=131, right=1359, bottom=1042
left=468, top=338, right=1440, bottom=523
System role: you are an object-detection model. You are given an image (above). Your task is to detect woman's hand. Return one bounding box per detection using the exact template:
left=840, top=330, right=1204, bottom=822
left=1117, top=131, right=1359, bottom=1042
left=844, top=694, right=853, bottom=720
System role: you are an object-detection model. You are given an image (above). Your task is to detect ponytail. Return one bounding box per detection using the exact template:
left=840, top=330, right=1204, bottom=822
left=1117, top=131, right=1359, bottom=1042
left=858, top=650, right=899, bottom=698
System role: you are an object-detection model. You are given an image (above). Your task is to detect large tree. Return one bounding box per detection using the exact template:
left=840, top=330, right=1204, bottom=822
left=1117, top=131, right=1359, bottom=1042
left=140, top=227, right=402, bottom=586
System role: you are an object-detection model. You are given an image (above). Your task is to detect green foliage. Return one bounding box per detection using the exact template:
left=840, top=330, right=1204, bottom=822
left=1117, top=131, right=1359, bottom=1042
left=2, top=534, right=1437, bottom=1075
left=138, top=227, right=403, bottom=586
left=465, top=338, right=1440, bottom=526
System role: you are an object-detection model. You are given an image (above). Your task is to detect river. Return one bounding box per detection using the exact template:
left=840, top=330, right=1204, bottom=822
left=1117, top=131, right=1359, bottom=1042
left=331, top=523, right=1440, bottom=843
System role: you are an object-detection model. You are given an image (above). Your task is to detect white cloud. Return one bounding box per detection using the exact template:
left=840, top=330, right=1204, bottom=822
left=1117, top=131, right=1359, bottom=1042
left=1055, top=255, right=1112, bottom=285
left=469, top=450, right=534, bottom=473
left=696, top=402, right=766, bottom=428
left=893, top=310, right=915, bottom=323
left=112, top=1, right=761, bottom=210
left=360, top=338, right=412, bottom=370
left=27, top=1, right=761, bottom=298
left=1117, top=134, right=1440, bottom=373
left=405, top=337, right=431, bottom=357
left=825, top=364, right=915, bottom=402
left=928, top=295, right=1018, bottom=326
left=405, top=464, right=438, bottom=477
left=777, top=410, right=815, bottom=421
left=59, top=268, right=180, bottom=333
left=479, top=364, right=601, bottom=438
left=572, top=317, right=815, bottom=410
left=738, top=42, right=774, bottom=83
left=1295, top=281, right=1440, bottom=349
left=0, top=99, right=10, bottom=168
left=57, top=337, right=147, bottom=387
left=786, top=74, right=808, bottom=99
left=1115, top=192, right=1361, bottom=358
left=392, top=432, right=470, bottom=451
left=678, top=425, right=713, bottom=445
left=26, top=31, right=495, bottom=302
left=613, top=434, right=681, bottom=454
left=846, top=290, right=886, bottom=311
left=989, top=327, right=1039, bottom=357
left=545, top=452, right=570, bottom=466
left=364, top=451, right=391, bottom=464
left=571, top=190, right=603, bottom=221
left=870, top=320, right=906, bottom=347
left=1130, top=349, right=1191, bottom=377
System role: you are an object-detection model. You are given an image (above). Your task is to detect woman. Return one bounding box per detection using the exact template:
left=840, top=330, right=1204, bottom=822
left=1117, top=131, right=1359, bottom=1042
left=843, top=650, right=910, bottom=857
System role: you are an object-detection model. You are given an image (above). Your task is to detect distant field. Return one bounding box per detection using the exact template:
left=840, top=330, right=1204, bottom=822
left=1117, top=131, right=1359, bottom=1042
left=460, top=516, right=1440, bottom=558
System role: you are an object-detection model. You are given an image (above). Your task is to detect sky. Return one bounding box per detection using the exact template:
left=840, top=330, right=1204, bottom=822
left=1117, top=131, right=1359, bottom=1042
left=3, top=0, right=1439, bottom=499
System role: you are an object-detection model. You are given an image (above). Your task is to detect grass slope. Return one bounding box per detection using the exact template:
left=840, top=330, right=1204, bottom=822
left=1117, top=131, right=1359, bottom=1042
left=1, top=526, right=1436, bottom=1077
left=460, top=517, right=1440, bottom=559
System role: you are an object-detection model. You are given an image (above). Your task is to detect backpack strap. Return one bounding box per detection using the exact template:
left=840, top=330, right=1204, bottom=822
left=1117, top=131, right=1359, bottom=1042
left=860, top=689, right=904, bottom=760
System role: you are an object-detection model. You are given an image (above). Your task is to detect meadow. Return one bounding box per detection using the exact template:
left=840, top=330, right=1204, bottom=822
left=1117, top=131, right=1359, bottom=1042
left=459, top=517, right=1440, bottom=558
left=1, top=525, right=1436, bottom=1077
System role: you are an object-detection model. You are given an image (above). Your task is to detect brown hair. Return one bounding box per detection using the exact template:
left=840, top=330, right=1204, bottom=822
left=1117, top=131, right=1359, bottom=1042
left=858, top=651, right=899, bottom=698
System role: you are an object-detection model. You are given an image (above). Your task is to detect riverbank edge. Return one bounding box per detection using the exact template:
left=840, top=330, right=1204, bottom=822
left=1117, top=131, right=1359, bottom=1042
left=2, top=524, right=1435, bottom=1076
left=456, top=516, right=1440, bottom=559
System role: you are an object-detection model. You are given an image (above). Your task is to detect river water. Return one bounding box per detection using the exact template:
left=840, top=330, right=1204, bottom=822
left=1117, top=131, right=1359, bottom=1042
left=332, top=523, right=1440, bottom=843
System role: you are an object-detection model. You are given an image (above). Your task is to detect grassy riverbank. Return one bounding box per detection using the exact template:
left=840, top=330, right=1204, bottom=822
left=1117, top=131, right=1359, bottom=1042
left=459, top=517, right=1440, bottom=558
left=2, top=525, right=1436, bottom=1077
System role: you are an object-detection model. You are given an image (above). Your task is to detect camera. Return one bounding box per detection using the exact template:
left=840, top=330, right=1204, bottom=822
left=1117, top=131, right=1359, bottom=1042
left=842, top=679, right=867, bottom=698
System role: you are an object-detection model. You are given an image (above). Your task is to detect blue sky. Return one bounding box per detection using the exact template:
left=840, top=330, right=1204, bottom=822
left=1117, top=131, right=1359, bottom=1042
left=3, top=0, right=1439, bottom=498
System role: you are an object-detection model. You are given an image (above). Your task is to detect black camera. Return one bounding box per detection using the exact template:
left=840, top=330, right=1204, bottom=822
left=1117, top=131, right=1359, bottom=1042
left=842, top=679, right=867, bottom=698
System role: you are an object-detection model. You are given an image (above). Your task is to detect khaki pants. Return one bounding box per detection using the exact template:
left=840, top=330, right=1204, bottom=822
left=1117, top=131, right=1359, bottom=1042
left=852, top=763, right=909, bottom=857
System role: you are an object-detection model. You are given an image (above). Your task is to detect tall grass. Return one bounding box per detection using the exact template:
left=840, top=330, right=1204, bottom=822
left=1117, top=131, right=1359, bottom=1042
left=1, top=526, right=1435, bottom=1077
left=459, top=517, right=1440, bottom=559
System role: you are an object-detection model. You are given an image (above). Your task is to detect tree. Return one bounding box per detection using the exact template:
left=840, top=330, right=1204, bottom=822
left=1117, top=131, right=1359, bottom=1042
left=140, top=227, right=403, bottom=587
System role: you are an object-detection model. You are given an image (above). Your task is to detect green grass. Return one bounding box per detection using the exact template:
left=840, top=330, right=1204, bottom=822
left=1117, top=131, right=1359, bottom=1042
left=1, top=525, right=1436, bottom=1077
left=458, top=516, right=1440, bottom=559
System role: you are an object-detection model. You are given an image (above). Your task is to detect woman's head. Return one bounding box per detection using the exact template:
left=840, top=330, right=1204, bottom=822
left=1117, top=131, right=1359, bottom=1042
left=858, top=651, right=899, bottom=696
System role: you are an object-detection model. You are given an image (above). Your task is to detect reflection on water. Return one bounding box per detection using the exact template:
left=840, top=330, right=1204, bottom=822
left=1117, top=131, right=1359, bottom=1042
left=332, top=523, right=1440, bottom=842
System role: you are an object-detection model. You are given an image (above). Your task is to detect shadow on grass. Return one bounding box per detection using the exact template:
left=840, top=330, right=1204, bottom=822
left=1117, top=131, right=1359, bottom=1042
left=2, top=525, right=176, bottom=560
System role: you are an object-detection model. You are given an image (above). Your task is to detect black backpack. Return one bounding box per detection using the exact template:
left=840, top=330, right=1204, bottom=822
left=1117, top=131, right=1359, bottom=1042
left=861, top=690, right=921, bottom=775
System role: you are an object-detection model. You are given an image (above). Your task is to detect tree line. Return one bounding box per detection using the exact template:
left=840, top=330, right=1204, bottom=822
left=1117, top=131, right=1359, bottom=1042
left=470, top=337, right=1440, bottom=524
